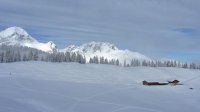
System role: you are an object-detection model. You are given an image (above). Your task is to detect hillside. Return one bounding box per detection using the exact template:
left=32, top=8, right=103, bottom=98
left=0, top=62, right=200, bottom=112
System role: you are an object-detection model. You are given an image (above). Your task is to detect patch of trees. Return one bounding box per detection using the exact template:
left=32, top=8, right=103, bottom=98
left=0, top=45, right=86, bottom=64
left=128, top=59, right=200, bottom=69
left=89, top=56, right=120, bottom=66
left=44, top=52, right=86, bottom=64
left=0, top=45, right=43, bottom=63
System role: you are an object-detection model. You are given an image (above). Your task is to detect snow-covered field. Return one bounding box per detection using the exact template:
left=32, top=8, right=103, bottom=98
left=0, top=62, right=200, bottom=112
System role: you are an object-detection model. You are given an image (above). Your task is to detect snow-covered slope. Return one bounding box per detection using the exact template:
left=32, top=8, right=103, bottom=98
left=62, top=42, right=149, bottom=63
left=0, top=62, right=200, bottom=112
left=0, top=27, right=57, bottom=52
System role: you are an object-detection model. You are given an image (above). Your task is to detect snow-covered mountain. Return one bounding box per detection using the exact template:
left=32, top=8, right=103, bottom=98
left=0, top=27, right=57, bottom=52
left=0, top=27, right=149, bottom=63
left=62, top=41, right=149, bottom=64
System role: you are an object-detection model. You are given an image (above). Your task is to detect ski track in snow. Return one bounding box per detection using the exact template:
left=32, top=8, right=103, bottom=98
left=68, top=84, right=162, bottom=112
left=69, top=85, right=138, bottom=112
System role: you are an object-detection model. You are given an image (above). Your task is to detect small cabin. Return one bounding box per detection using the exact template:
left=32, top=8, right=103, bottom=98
left=168, top=80, right=180, bottom=85
left=142, top=80, right=168, bottom=86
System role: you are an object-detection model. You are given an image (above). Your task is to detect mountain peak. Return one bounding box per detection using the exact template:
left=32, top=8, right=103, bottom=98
left=0, top=26, right=36, bottom=43
left=47, top=41, right=57, bottom=50
left=0, top=27, right=57, bottom=53
left=81, top=41, right=118, bottom=52
left=1, top=26, right=29, bottom=37
left=63, top=41, right=149, bottom=64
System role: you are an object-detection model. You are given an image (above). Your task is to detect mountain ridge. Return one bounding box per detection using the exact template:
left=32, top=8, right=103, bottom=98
left=61, top=41, right=149, bottom=63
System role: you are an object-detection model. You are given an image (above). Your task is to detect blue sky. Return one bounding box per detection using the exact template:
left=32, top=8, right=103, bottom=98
left=0, top=0, right=200, bottom=62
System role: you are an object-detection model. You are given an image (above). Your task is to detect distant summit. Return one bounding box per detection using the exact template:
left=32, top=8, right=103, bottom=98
left=62, top=41, right=149, bottom=63
left=0, top=26, right=36, bottom=43
left=0, top=27, right=57, bottom=53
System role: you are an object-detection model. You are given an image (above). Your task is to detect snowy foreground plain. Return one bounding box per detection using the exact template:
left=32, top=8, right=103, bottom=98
left=1, top=62, right=200, bottom=112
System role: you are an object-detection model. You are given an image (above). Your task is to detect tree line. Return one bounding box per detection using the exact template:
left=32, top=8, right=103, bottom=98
left=88, top=55, right=200, bottom=69
left=0, top=45, right=200, bottom=70
left=0, top=45, right=86, bottom=64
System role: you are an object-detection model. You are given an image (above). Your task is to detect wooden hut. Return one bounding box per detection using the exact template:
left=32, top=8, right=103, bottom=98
left=142, top=80, right=168, bottom=86
left=168, top=80, right=180, bottom=85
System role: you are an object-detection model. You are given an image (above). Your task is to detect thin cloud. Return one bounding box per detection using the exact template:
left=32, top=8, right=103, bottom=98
left=0, top=0, right=200, bottom=61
